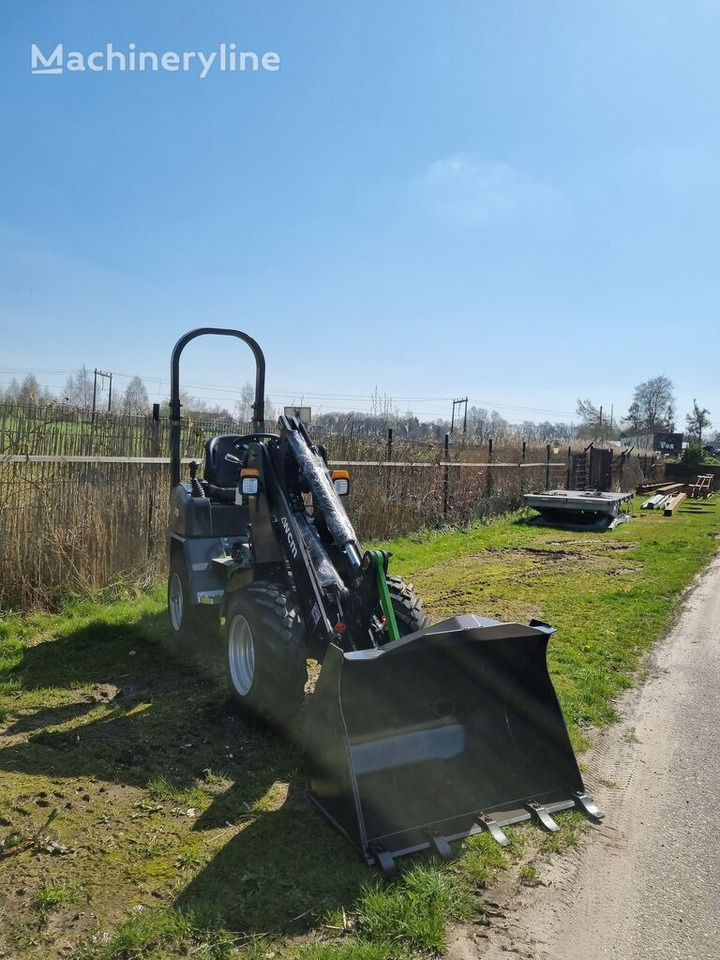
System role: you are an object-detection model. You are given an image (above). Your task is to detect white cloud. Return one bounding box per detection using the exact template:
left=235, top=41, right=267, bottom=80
left=415, top=153, right=568, bottom=225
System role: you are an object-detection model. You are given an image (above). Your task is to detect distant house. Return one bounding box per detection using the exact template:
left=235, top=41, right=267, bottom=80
left=621, top=432, right=684, bottom=455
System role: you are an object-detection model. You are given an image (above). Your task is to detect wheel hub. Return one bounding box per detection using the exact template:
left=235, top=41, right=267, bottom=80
left=228, top=614, right=255, bottom=695
left=169, top=573, right=184, bottom=631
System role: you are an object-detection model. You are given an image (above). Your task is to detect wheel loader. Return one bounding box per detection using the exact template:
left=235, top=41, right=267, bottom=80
left=167, top=328, right=602, bottom=874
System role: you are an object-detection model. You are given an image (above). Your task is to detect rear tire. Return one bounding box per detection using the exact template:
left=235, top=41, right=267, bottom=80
left=168, top=552, right=220, bottom=652
left=387, top=575, right=429, bottom=636
left=224, top=581, right=307, bottom=732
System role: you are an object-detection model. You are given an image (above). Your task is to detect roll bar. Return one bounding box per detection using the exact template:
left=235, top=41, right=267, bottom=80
left=169, top=327, right=266, bottom=489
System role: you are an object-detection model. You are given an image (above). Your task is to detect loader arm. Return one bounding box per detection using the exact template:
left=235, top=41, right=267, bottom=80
left=237, top=416, right=391, bottom=655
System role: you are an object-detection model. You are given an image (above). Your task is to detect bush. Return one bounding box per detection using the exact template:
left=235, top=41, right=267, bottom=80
left=681, top=440, right=704, bottom=466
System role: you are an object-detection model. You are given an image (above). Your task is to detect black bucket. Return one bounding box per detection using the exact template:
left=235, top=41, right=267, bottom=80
left=306, top=615, right=597, bottom=872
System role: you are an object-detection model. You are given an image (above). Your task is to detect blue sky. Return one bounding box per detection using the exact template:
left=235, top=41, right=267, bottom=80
left=1, top=1, right=718, bottom=429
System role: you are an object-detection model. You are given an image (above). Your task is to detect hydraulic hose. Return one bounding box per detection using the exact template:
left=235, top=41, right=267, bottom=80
left=284, top=429, right=360, bottom=564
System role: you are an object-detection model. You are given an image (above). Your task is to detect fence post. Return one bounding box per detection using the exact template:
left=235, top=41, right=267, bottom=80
left=566, top=445, right=572, bottom=490
left=546, top=444, right=551, bottom=490
left=443, top=432, right=450, bottom=522
left=485, top=437, right=493, bottom=501
left=520, top=440, right=526, bottom=495
left=151, top=403, right=161, bottom=457
left=147, top=403, right=161, bottom=558
left=91, top=369, right=98, bottom=426
left=386, top=427, right=393, bottom=499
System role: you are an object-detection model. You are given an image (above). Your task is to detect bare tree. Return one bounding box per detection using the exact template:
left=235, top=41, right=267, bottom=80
left=121, top=376, right=150, bottom=416
left=64, top=366, right=94, bottom=408
left=18, top=374, right=45, bottom=404
left=488, top=410, right=511, bottom=444
left=623, top=375, right=675, bottom=434
left=685, top=399, right=711, bottom=443
left=234, top=382, right=255, bottom=422
left=264, top=394, right=275, bottom=424
left=1, top=377, right=20, bottom=401
left=576, top=399, right=603, bottom=439
left=468, top=406, right=490, bottom=441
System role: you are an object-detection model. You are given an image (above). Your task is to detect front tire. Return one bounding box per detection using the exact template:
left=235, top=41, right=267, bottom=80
left=224, top=581, right=307, bottom=731
left=387, top=575, right=429, bottom=636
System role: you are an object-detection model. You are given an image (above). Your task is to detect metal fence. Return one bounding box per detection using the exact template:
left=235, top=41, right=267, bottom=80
left=0, top=404, right=658, bottom=611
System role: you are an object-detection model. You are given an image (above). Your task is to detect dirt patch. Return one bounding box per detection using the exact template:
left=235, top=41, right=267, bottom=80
left=545, top=539, right=637, bottom=551
left=413, top=545, right=643, bottom=626
left=485, top=546, right=581, bottom=560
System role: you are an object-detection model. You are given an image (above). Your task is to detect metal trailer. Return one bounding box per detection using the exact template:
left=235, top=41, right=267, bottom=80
left=523, top=489, right=634, bottom=530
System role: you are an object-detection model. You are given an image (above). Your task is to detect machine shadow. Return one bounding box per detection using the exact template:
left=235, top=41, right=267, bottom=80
left=1, top=605, right=368, bottom=929
left=175, top=778, right=370, bottom=935
left=0, top=611, right=295, bottom=811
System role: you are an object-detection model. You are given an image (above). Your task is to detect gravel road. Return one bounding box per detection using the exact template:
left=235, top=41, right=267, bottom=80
left=447, top=553, right=720, bottom=960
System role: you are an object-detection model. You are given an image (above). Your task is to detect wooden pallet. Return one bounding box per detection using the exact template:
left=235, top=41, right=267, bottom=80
left=688, top=475, right=714, bottom=499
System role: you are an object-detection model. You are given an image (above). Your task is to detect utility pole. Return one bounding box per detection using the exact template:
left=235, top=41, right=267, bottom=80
left=92, top=368, right=113, bottom=424
left=450, top=397, right=468, bottom=437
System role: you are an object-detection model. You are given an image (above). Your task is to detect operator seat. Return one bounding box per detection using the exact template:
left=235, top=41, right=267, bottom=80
left=204, top=435, right=253, bottom=489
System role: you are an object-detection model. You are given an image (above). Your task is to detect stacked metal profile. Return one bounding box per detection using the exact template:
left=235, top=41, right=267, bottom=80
left=641, top=494, right=670, bottom=510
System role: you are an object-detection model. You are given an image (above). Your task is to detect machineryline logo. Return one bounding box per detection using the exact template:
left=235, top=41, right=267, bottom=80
left=30, top=42, right=281, bottom=78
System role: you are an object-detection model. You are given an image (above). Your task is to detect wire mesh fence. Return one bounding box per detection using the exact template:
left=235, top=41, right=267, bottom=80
left=0, top=403, right=658, bottom=611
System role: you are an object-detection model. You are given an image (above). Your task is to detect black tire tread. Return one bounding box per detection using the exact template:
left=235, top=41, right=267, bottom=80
left=386, top=575, right=429, bottom=635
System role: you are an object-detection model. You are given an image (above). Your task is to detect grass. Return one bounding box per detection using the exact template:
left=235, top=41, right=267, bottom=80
left=388, top=501, right=719, bottom=730
left=458, top=831, right=512, bottom=888
left=146, top=775, right=214, bottom=809
left=0, top=496, right=718, bottom=958
left=70, top=907, right=238, bottom=960
left=354, top=866, right=476, bottom=954
left=32, top=881, right=79, bottom=914
left=518, top=865, right=541, bottom=887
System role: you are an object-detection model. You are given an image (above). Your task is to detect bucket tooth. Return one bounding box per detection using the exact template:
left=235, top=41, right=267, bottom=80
left=574, top=791, right=604, bottom=822
left=369, top=845, right=398, bottom=878
left=526, top=801, right=560, bottom=832
left=477, top=814, right=511, bottom=847
left=430, top=834, right=454, bottom=861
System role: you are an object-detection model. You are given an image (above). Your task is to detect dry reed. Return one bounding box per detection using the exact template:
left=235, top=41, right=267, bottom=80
left=0, top=403, right=659, bottom=611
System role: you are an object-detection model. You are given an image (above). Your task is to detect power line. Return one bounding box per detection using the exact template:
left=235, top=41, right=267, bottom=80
left=0, top=367, right=579, bottom=420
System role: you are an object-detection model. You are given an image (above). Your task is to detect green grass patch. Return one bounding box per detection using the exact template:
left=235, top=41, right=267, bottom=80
left=518, top=864, right=541, bottom=886
left=146, top=775, right=213, bottom=809
left=1, top=497, right=718, bottom=958
left=388, top=499, right=720, bottom=735
left=355, top=865, right=476, bottom=955
left=71, top=906, right=236, bottom=960
left=32, top=881, right=79, bottom=914
left=458, top=831, right=512, bottom=887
